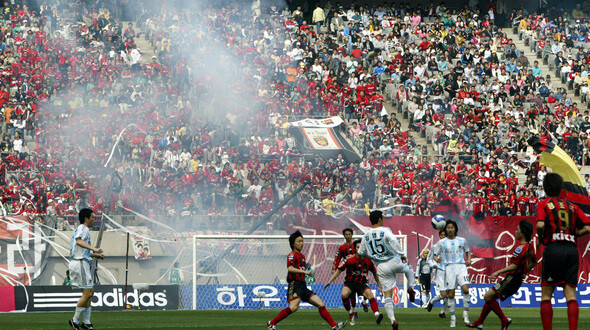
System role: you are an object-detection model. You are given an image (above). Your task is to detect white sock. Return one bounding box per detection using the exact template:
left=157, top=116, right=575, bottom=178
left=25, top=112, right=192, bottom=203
left=352, top=307, right=357, bottom=313
left=422, top=292, right=429, bottom=304
left=83, top=307, right=92, bottom=324
left=384, top=297, right=395, bottom=323
left=449, top=298, right=456, bottom=316
left=441, top=298, right=448, bottom=313
left=431, top=294, right=443, bottom=304
left=348, top=308, right=354, bottom=315
left=463, top=293, right=470, bottom=311
left=404, top=267, right=415, bottom=283
left=73, top=307, right=85, bottom=324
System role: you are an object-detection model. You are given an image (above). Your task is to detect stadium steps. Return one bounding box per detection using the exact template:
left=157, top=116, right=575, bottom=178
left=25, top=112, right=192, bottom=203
left=68, top=34, right=76, bottom=48
left=339, top=125, right=363, bottom=157
left=507, top=30, right=584, bottom=108
left=126, top=20, right=156, bottom=63
left=383, top=98, right=430, bottom=155
left=135, top=38, right=156, bottom=64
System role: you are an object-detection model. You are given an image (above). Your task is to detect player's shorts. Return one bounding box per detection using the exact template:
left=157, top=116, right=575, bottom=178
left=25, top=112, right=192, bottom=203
left=376, top=258, right=413, bottom=292
left=542, top=241, right=579, bottom=287
left=419, top=273, right=431, bottom=293
left=445, top=264, right=469, bottom=290
left=435, top=269, right=446, bottom=290
left=492, top=275, right=523, bottom=301
left=69, top=259, right=93, bottom=289
left=344, top=281, right=371, bottom=295
left=287, top=280, right=315, bottom=302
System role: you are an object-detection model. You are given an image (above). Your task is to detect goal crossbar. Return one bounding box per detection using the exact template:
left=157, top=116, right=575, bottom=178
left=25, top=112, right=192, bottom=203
left=192, top=234, right=408, bottom=310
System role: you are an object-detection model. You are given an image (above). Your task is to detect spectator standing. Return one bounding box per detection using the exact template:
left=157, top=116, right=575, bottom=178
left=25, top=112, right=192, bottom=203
left=313, top=5, right=325, bottom=34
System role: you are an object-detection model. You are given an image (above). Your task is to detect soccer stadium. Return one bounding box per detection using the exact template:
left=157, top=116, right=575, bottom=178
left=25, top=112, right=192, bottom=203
left=2, top=0, right=590, bottom=329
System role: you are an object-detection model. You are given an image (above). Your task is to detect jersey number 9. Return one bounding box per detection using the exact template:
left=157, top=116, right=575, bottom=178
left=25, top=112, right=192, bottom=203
left=557, top=209, right=570, bottom=231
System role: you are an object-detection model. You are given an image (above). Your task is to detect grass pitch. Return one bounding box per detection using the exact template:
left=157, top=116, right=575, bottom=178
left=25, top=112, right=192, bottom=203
left=2, top=308, right=588, bottom=329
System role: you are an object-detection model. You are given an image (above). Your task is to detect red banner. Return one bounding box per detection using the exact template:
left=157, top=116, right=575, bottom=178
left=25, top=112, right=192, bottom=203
left=0, top=286, right=15, bottom=311
left=288, top=215, right=590, bottom=284
left=0, top=216, right=39, bottom=286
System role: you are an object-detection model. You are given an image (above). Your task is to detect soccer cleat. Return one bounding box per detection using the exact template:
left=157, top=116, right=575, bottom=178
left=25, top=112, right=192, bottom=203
left=80, top=324, right=94, bottom=330
left=426, top=301, right=434, bottom=312
left=68, top=320, right=80, bottom=330
left=349, top=312, right=357, bottom=325
left=407, top=287, right=416, bottom=303
left=501, top=318, right=512, bottom=330
left=266, top=321, right=276, bottom=330
left=376, top=312, right=384, bottom=325
left=362, top=299, right=369, bottom=313
left=332, top=321, right=347, bottom=330
left=463, top=310, right=470, bottom=324
left=392, top=320, right=399, bottom=330
left=439, top=312, right=447, bottom=318
left=450, top=315, right=456, bottom=327
left=466, top=322, right=483, bottom=329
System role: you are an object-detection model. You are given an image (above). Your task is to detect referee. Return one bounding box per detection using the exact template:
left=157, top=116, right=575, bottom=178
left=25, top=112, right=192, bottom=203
left=416, top=248, right=433, bottom=307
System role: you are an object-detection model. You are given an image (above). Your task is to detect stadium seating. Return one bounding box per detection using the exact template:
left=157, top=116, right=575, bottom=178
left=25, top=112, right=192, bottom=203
left=1, top=1, right=589, bottom=230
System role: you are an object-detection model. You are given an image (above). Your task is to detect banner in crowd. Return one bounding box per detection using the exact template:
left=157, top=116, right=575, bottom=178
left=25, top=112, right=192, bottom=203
left=186, top=284, right=590, bottom=310
left=129, top=226, right=152, bottom=260
left=0, top=216, right=51, bottom=286
left=301, top=128, right=342, bottom=150
left=12, top=285, right=179, bottom=311
left=288, top=215, right=590, bottom=284
left=289, top=116, right=343, bottom=128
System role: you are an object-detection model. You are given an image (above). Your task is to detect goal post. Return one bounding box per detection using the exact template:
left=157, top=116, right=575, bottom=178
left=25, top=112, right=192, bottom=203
left=191, top=234, right=408, bottom=310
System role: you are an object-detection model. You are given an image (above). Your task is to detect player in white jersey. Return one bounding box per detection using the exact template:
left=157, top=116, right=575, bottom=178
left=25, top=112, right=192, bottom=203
left=358, top=210, right=416, bottom=330
left=425, top=229, right=449, bottom=318
left=432, top=220, right=472, bottom=327
left=68, top=209, right=104, bottom=330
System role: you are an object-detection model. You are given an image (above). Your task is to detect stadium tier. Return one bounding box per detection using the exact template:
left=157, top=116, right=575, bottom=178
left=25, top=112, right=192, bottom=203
left=1, top=2, right=590, bottom=329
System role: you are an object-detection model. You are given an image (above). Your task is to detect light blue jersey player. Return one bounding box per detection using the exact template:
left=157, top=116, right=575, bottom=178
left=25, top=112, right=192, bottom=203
left=70, top=225, right=92, bottom=263
left=432, top=220, right=472, bottom=327
left=358, top=211, right=416, bottom=330
left=425, top=229, right=449, bottom=317
left=68, top=209, right=104, bottom=330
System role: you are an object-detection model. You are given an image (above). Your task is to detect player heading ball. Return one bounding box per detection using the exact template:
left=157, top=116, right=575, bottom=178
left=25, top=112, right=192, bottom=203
left=267, top=231, right=347, bottom=330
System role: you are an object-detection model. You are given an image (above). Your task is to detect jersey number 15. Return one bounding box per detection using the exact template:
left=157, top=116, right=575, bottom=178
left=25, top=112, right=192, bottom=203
left=368, top=238, right=385, bottom=255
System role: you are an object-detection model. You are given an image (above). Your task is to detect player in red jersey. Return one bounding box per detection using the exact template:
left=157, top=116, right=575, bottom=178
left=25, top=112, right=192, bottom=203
left=325, top=239, right=384, bottom=326
left=467, top=220, right=536, bottom=329
left=536, top=173, right=590, bottom=330
left=267, top=231, right=347, bottom=330
left=332, top=228, right=355, bottom=271
left=332, top=228, right=369, bottom=316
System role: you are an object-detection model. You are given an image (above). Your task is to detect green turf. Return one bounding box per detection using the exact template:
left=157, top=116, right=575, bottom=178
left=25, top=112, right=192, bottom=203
left=1, top=308, right=587, bottom=329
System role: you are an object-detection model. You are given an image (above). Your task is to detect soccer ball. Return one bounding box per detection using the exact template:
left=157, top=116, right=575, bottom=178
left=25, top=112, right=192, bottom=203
left=431, top=215, right=446, bottom=230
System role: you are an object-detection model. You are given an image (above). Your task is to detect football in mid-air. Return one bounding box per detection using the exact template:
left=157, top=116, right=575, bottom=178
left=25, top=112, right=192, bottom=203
left=431, top=215, right=446, bottom=230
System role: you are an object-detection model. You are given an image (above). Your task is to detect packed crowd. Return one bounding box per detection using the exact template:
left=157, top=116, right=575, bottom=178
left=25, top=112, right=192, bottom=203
left=519, top=4, right=590, bottom=105
left=1, top=0, right=589, bottom=231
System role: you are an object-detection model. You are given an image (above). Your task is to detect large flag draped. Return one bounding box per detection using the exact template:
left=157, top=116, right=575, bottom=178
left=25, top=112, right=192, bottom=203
left=528, top=136, right=590, bottom=214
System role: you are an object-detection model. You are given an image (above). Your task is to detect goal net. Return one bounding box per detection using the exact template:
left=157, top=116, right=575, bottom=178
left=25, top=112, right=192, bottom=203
left=189, top=234, right=408, bottom=310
